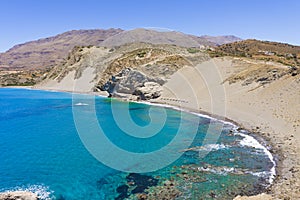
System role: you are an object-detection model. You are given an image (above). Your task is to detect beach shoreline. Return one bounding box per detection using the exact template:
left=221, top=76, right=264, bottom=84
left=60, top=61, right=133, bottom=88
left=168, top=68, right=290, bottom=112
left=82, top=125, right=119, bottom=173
left=34, top=81, right=300, bottom=199
left=0, top=85, right=286, bottom=199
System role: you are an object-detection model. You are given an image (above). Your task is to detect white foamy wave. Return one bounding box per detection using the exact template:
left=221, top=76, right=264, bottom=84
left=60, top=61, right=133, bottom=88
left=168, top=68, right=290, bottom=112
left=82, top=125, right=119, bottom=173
left=133, top=100, right=217, bottom=122
left=198, top=165, right=273, bottom=181
left=239, top=134, right=263, bottom=149
left=74, top=102, right=89, bottom=106
left=201, top=144, right=227, bottom=151
left=181, top=144, right=228, bottom=153
left=234, top=131, right=276, bottom=185
left=128, top=99, right=276, bottom=185
left=4, top=185, right=52, bottom=200
left=248, top=171, right=269, bottom=177
left=198, top=165, right=236, bottom=176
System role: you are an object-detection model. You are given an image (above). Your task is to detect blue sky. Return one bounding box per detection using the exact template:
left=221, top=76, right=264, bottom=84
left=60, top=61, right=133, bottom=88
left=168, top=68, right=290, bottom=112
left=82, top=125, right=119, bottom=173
left=0, top=0, right=299, bottom=52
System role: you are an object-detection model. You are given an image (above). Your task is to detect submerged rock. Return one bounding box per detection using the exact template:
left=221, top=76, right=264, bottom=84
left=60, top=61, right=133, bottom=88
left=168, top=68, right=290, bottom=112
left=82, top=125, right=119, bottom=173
left=126, top=173, right=159, bottom=188
left=96, top=177, right=109, bottom=189
left=116, top=185, right=129, bottom=194
left=114, top=173, right=159, bottom=200
left=115, top=185, right=130, bottom=200
left=145, top=179, right=182, bottom=200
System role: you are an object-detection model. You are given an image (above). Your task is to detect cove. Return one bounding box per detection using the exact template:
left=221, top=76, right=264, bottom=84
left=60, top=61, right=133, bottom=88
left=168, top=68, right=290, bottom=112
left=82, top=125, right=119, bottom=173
left=0, top=88, right=275, bottom=199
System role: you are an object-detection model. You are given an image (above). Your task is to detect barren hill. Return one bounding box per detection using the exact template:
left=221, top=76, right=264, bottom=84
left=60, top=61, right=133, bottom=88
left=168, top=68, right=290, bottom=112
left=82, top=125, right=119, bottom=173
left=0, top=28, right=123, bottom=69
left=101, top=28, right=242, bottom=48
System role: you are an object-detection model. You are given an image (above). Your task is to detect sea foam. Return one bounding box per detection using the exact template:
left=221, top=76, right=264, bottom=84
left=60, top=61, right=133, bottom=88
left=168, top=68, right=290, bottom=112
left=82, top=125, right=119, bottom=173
left=234, top=130, right=276, bottom=185
left=3, top=185, right=52, bottom=200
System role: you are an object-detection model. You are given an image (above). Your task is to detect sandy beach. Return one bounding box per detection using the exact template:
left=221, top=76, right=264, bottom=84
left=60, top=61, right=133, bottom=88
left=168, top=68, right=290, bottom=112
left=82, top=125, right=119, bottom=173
left=152, top=57, right=300, bottom=199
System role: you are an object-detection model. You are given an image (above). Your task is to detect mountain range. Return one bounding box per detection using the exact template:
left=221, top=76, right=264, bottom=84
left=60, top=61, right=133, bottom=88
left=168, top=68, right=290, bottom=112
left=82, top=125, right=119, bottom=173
left=0, top=28, right=241, bottom=70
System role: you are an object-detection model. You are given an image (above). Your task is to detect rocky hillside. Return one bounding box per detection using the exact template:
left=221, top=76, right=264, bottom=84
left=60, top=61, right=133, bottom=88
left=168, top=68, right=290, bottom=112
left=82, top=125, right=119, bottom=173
left=40, top=37, right=300, bottom=98
left=38, top=43, right=210, bottom=99
left=0, top=28, right=123, bottom=70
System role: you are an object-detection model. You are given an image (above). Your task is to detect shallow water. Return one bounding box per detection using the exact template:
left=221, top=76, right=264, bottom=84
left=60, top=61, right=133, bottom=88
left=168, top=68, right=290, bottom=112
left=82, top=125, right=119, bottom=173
left=0, top=88, right=275, bottom=199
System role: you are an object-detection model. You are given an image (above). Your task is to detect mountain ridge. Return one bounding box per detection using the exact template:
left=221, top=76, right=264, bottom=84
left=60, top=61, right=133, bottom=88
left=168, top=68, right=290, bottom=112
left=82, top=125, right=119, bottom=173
left=0, top=28, right=241, bottom=70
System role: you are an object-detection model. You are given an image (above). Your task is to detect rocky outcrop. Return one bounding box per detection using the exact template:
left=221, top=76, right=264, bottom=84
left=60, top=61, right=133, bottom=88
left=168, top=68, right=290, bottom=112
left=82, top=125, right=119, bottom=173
left=0, top=191, right=38, bottom=200
left=133, top=82, right=163, bottom=100
left=98, top=68, right=164, bottom=99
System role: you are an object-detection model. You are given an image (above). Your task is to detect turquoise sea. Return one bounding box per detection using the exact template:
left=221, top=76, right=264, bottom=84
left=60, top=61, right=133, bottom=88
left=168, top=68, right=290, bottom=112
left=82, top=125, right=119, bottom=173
left=0, top=88, right=275, bottom=199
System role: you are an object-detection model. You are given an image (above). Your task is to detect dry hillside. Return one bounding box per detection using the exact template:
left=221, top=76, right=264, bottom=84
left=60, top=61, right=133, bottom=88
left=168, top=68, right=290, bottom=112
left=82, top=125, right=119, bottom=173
left=210, top=39, right=300, bottom=67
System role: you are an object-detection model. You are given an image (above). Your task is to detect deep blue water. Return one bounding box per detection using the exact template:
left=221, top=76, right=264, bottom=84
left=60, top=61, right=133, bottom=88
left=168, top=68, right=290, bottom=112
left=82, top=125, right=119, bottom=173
left=0, top=88, right=275, bottom=199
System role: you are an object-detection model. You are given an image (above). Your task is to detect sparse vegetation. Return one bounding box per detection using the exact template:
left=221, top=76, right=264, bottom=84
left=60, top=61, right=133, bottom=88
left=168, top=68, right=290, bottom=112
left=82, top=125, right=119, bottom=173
left=137, top=51, right=147, bottom=58
left=0, top=68, right=49, bottom=86
left=187, top=47, right=200, bottom=54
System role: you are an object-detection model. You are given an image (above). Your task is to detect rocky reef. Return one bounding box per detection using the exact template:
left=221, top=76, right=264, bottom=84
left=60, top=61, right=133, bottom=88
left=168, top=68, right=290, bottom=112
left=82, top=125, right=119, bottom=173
left=97, top=161, right=269, bottom=200
left=115, top=173, right=159, bottom=200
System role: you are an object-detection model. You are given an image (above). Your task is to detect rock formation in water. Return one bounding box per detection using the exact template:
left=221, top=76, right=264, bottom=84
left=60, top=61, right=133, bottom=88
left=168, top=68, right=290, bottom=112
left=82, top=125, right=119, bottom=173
left=0, top=191, right=38, bottom=200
